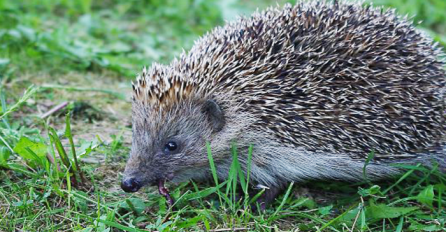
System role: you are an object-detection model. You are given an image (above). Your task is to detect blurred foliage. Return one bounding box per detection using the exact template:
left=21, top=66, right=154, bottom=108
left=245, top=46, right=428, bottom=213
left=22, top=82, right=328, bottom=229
left=0, top=0, right=443, bottom=79
left=368, top=0, right=446, bottom=46
left=0, top=0, right=227, bottom=77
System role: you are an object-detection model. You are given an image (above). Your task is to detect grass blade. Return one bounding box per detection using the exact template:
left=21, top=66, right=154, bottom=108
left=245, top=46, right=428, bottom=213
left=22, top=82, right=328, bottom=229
left=65, top=111, right=84, bottom=182
left=206, top=142, right=222, bottom=205
left=0, top=85, right=38, bottom=120
left=269, top=182, right=294, bottom=221
left=49, top=128, right=71, bottom=170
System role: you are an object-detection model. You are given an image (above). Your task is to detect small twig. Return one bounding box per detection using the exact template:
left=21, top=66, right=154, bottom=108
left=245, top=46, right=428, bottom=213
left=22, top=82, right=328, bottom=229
left=54, top=213, right=75, bottom=223
left=22, top=162, right=37, bottom=174
left=46, top=153, right=61, bottom=171
left=40, top=101, right=69, bottom=119
left=350, top=197, right=365, bottom=232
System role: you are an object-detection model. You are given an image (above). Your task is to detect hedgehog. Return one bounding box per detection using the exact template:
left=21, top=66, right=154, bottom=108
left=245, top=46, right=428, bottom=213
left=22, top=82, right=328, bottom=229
left=121, top=1, right=446, bottom=207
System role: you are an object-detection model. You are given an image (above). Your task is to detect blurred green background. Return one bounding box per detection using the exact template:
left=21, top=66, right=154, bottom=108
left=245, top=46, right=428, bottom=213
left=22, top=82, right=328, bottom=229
left=0, top=0, right=445, bottom=81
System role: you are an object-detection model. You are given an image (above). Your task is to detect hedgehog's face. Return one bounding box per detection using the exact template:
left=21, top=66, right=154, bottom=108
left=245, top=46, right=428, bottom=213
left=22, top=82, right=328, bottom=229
left=121, top=99, right=225, bottom=193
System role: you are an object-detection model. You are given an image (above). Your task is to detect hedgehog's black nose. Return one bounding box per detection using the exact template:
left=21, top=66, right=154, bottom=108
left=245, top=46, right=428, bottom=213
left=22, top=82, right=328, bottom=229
left=121, top=178, right=142, bottom=192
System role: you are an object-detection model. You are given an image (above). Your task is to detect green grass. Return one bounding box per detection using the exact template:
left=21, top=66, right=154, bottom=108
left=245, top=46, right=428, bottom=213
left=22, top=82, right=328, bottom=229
left=1, top=0, right=446, bottom=231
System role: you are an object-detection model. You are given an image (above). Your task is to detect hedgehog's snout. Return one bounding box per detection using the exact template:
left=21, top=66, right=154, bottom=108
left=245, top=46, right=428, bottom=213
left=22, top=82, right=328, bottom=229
left=121, top=177, right=143, bottom=193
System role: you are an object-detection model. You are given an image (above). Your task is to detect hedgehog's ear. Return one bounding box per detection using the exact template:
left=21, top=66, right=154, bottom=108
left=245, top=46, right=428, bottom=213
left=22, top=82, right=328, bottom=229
left=203, top=99, right=225, bottom=132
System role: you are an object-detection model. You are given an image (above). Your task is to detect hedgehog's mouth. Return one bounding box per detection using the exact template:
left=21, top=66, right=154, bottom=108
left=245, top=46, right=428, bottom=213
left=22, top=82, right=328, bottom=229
left=157, top=179, right=174, bottom=206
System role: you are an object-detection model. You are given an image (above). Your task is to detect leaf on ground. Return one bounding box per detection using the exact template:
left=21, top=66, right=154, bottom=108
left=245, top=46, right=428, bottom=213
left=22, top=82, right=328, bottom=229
left=358, top=185, right=381, bottom=197
left=408, top=221, right=443, bottom=231
left=77, top=138, right=101, bottom=158
left=119, top=198, right=146, bottom=215
left=291, top=197, right=316, bottom=209
left=416, top=185, right=434, bottom=208
left=176, top=215, right=204, bottom=229
left=318, top=205, right=333, bottom=216
left=13, top=136, right=47, bottom=160
left=366, top=202, right=418, bottom=219
left=337, top=207, right=360, bottom=224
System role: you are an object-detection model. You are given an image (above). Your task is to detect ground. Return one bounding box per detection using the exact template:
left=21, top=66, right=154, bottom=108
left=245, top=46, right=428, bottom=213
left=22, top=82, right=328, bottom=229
left=0, top=0, right=445, bottom=231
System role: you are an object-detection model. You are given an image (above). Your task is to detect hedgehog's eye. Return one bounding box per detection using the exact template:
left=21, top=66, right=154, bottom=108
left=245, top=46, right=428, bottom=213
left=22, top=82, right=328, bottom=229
left=164, top=141, right=178, bottom=153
